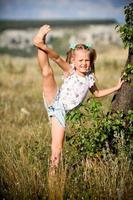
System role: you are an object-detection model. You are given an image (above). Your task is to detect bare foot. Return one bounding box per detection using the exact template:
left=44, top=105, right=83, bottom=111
left=33, top=24, right=51, bottom=47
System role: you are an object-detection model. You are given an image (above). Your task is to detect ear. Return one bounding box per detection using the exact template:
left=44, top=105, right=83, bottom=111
left=71, top=55, right=75, bottom=63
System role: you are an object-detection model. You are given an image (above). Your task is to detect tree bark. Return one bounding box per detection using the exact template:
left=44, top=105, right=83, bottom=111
left=111, top=48, right=133, bottom=113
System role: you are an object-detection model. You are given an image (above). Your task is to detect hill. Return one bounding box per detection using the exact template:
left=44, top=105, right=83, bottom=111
left=0, top=19, right=117, bottom=31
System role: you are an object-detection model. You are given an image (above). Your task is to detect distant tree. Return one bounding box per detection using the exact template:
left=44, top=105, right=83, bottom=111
left=112, top=3, right=133, bottom=113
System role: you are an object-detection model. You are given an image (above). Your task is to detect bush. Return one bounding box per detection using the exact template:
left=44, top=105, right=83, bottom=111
left=66, top=99, right=133, bottom=164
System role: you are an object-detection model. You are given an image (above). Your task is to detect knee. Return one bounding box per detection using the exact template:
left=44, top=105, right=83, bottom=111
left=42, top=67, right=53, bottom=78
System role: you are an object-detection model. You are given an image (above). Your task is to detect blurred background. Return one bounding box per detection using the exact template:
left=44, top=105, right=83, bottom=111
left=0, top=2, right=133, bottom=199
left=0, top=0, right=132, bottom=56
left=0, top=0, right=132, bottom=114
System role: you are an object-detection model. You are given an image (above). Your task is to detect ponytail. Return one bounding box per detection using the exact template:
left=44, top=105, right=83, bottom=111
left=91, top=63, right=95, bottom=74
left=66, top=48, right=74, bottom=64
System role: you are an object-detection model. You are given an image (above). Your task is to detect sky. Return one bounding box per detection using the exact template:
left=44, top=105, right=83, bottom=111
left=0, top=0, right=132, bottom=23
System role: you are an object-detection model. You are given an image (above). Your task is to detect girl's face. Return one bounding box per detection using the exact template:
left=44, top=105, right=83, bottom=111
left=72, top=49, right=91, bottom=76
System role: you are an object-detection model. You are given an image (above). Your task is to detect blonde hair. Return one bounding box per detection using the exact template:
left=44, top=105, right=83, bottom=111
left=66, top=44, right=96, bottom=74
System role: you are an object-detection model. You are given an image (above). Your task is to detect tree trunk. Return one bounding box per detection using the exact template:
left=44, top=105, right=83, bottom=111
left=111, top=48, right=133, bottom=113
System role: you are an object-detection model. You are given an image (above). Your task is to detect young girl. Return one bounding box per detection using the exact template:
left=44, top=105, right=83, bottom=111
left=33, top=25, right=124, bottom=170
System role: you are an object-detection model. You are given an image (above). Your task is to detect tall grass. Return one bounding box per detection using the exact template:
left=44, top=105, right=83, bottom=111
left=0, top=48, right=133, bottom=199
left=64, top=155, right=133, bottom=200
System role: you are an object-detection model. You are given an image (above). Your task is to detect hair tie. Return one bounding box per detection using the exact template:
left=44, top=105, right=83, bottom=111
left=86, top=43, right=93, bottom=48
left=69, top=43, right=93, bottom=49
left=69, top=43, right=77, bottom=49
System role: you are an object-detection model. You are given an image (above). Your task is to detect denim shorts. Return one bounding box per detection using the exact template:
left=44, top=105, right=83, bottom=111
left=43, top=91, right=66, bottom=128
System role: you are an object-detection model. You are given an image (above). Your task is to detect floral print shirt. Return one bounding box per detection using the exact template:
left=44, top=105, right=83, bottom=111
left=59, top=69, right=95, bottom=111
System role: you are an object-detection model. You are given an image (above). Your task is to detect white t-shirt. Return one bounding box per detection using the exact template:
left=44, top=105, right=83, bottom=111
left=59, top=69, right=95, bottom=111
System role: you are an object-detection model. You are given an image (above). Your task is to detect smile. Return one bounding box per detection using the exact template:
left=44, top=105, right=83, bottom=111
left=80, top=65, right=88, bottom=69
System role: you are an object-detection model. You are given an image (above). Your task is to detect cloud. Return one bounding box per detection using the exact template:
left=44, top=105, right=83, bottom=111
left=34, top=0, right=124, bottom=22
left=73, top=0, right=123, bottom=18
left=0, top=0, right=129, bottom=22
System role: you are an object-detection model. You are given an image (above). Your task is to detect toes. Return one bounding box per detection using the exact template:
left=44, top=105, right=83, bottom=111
left=40, top=24, right=51, bottom=33
left=40, top=24, right=50, bottom=30
left=34, top=24, right=51, bottom=43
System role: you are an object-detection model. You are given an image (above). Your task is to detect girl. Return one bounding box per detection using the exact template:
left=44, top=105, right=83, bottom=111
left=33, top=25, right=124, bottom=170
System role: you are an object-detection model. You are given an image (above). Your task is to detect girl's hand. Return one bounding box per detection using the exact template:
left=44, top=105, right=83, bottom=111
left=116, top=77, right=125, bottom=90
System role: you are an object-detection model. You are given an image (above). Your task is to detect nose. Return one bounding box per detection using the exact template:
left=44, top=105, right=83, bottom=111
left=82, top=61, right=88, bottom=67
left=81, top=60, right=86, bottom=65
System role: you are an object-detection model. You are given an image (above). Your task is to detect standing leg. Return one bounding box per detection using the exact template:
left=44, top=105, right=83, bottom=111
left=50, top=117, right=65, bottom=170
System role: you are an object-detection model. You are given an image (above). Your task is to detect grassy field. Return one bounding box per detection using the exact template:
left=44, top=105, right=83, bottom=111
left=0, top=47, right=133, bottom=199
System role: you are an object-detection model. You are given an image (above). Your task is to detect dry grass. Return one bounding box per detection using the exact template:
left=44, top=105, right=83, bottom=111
left=83, top=155, right=133, bottom=199
left=0, top=47, right=132, bottom=199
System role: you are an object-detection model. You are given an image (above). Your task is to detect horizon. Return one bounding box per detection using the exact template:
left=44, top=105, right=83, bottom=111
left=0, top=18, right=118, bottom=31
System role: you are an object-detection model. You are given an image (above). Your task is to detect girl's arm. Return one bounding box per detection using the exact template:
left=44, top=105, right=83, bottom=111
left=36, top=42, right=72, bottom=75
left=90, top=78, right=124, bottom=97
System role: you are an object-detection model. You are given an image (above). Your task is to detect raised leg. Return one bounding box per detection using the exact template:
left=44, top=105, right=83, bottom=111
left=33, top=25, right=57, bottom=104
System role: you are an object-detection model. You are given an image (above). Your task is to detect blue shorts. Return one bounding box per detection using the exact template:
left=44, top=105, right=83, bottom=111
left=43, top=91, right=66, bottom=128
